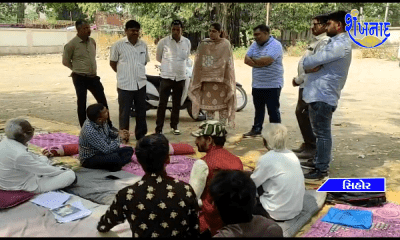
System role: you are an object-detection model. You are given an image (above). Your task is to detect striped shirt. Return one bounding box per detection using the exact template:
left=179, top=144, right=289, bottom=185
left=156, top=35, right=191, bottom=81
left=79, top=119, right=121, bottom=161
left=110, top=38, right=150, bottom=91
left=302, top=32, right=352, bottom=106
left=63, top=36, right=97, bottom=75
left=246, top=36, right=284, bottom=89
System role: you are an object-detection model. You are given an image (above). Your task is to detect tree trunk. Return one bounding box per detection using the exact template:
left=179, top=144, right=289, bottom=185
left=17, top=3, right=25, bottom=24
left=241, top=30, right=247, bottom=47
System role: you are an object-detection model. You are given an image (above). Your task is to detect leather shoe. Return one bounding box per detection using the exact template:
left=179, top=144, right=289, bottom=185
left=243, top=129, right=261, bottom=138
left=295, top=148, right=316, bottom=159
left=292, top=143, right=306, bottom=153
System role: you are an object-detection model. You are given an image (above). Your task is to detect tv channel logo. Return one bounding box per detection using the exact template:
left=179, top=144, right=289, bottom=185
left=317, top=178, right=385, bottom=192
left=345, top=9, right=391, bottom=48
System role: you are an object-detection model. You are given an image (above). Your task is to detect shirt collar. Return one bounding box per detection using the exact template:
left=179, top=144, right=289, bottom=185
left=314, top=32, right=328, bottom=41
left=124, top=37, right=141, bottom=46
left=331, top=32, right=347, bottom=41
left=258, top=36, right=273, bottom=47
left=169, top=35, right=182, bottom=43
left=88, top=119, right=105, bottom=130
left=76, top=35, right=89, bottom=43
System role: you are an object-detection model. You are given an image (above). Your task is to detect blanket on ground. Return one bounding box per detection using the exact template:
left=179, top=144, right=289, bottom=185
left=303, top=202, right=400, bottom=237
left=277, top=190, right=327, bottom=237
left=0, top=191, right=132, bottom=237
left=63, top=168, right=142, bottom=205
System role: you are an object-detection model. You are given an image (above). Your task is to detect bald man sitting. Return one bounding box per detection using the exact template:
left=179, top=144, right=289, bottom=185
left=0, top=118, right=76, bottom=193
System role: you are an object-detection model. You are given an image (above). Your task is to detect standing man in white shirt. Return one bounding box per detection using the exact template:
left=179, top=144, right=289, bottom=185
left=292, top=14, right=330, bottom=160
left=110, top=20, right=150, bottom=142
left=155, top=20, right=191, bottom=135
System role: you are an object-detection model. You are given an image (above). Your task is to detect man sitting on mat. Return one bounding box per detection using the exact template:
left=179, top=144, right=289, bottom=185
left=0, top=118, right=76, bottom=193
left=251, top=123, right=305, bottom=221
left=189, top=120, right=243, bottom=237
left=79, top=103, right=134, bottom=172
left=97, top=134, right=200, bottom=237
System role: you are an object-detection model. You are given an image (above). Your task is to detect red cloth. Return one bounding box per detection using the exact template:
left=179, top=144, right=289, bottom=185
left=62, top=144, right=79, bottom=156
left=198, top=145, right=243, bottom=236
left=170, top=143, right=195, bottom=155
left=0, top=189, right=36, bottom=209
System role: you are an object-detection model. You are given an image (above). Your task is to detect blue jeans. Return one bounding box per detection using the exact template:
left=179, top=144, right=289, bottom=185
left=308, top=102, right=337, bottom=172
left=252, top=88, right=282, bottom=131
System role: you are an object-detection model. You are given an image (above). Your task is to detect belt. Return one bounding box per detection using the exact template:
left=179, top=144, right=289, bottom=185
left=72, top=72, right=97, bottom=78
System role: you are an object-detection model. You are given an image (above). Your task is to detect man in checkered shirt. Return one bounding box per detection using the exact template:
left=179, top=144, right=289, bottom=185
left=79, top=103, right=134, bottom=172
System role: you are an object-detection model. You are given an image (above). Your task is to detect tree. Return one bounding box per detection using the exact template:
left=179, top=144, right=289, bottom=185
left=0, top=3, right=18, bottom=23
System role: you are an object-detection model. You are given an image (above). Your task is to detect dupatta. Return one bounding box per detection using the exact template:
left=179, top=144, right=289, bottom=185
left=188, top=38, right=236, bottom=127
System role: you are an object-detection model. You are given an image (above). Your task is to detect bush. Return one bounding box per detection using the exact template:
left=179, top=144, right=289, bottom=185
left=94, top=32, right=124, bottom=59
left=285, top=40, right=308, bottom=57
left=232, top=46, right=248, bottom=60
left=360, top=46, right=399, bottom=61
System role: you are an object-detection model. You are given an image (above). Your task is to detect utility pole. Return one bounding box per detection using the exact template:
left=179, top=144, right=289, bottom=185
left=384, top=3, right=390, bottom=22
left=360, top=7, right=363, bottom=24
left=266, top=3, right=270, bottom=26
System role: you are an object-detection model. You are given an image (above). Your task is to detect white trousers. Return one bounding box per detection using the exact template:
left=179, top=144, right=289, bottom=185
left=33, top=170, right=76, bottom=193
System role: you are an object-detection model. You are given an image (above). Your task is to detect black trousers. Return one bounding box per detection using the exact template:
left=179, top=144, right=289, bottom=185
left=155, top=78, right=185, bottom=132
left=252, top=88, right=282, bottom=132
left=81, top=147, right=134, bottom=172
left=118, top=87, right=147, bottom=140
left=295, top=88, right=316, bottom=147
left=72, top=73, right=111, bottom=127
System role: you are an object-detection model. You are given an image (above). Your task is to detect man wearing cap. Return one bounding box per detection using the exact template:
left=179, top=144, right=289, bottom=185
left=155, top=20, right=191, bottom=135
left=189, top=120, right=243, bottom=237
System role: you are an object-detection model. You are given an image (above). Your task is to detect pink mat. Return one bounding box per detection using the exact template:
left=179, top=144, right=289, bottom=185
left=29, top=133, right=79, bottom=149
left=30, top=133, right=197, bottom=183
left=122, top=154, right=197, bottom=184
left=303, top=203, right=400, bottom=237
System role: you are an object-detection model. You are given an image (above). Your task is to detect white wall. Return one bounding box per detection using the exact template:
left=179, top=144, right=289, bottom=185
left=0, top=28, right=99, bottom=56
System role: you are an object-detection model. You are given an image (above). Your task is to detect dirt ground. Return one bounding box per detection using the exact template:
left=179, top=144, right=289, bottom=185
left=1, top=49, right=400, bottom=235
left=1, top=50, right=400, bottom=184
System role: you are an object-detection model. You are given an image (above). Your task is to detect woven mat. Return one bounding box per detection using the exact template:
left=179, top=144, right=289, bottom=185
left=302, top=202, right=400, bottom=237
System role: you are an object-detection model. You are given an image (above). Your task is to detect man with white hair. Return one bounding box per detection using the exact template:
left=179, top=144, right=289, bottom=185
left=0, top=118, right=76, bottom=193
left=250, top=123, right=305, bottom=221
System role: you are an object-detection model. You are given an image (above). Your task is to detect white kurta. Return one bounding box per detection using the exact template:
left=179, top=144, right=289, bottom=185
left=251, top=149, right=305, bottom=220
left=0, top=137, right=68, bottom=191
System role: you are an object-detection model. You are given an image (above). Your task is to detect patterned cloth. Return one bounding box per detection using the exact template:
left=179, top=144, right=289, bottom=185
left=200, top=82, right=228, bottom=111
left=246, top=36, right=284, bottom=89
left=303, top=203, right=400, bottom=237
left=97, top=172, right=200, bottom=238
left=188, top=38, right=236, bottom=127
left=191, top=120, right=227, bottom=138
left=78, top=119, right=120, bottom=161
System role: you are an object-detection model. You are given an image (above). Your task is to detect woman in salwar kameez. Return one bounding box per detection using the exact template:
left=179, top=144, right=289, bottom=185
left=188, top=23, right=236, bottom=127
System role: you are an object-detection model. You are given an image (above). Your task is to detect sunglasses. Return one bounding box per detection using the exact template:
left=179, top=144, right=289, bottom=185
left=311, top=23, right=325, bottom=27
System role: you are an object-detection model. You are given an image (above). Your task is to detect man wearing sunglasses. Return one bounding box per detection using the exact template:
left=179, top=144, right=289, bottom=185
left=301, top=11, right=352, bottom=181
left=292, top=14, right=330, bottom=160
